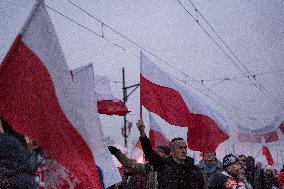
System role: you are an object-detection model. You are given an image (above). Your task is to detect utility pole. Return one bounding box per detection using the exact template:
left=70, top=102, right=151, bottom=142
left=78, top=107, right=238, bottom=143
left=122, top=67, right=140, bottom=148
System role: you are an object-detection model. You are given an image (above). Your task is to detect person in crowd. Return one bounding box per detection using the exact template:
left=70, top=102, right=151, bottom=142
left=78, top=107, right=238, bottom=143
left=245, top=156, right=265, bottom=189
left=0, top=116, right=36, bottom=189
left=256, top=162, right=263, bottom=171
left=263, top=165, right=278, bottom=189
left=238, top=154, right=247, bottom=169
left=136, top=119, right=204, bottom=189
left=278, top=164, right=284, bottom=189
left=197, top=151, right=223, bottom=189
left=108, top=145, right=170, bottom=189
left=208, top=154, right=252, bottom=189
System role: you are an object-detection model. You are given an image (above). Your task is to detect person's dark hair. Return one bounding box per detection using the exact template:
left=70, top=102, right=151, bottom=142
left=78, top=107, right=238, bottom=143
left=170, top=137, right=184, bottom=144
left=246, top=156, right=255, bottom=163
left=0, top=116, right=27, bottom=149
left=238, top=154, right=246, bottom=159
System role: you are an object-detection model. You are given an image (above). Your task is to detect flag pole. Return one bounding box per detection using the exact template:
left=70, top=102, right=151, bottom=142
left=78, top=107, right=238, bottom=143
left=20, top=0, right=43, bottom=35
left=139, top=51, right=143, bottom=120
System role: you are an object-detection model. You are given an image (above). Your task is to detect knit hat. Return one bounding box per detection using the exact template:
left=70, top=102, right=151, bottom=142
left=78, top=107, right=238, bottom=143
left=223, top=154, right=238, bottom=168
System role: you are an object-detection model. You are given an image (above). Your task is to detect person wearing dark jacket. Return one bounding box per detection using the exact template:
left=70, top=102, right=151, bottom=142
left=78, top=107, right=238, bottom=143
left=245, top=156, right=264, bottom=189
left=0, top=117, right=36, bottom=189
left=197, top=151, right=223, bottom=189
left=136, top=119, right=204, bottom=189
left=208, top=154, right=252, bottom=189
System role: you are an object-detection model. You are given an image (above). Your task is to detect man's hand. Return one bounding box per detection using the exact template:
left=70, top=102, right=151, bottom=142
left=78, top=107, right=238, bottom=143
left=136, top=119, right=146, bottom=137
left=108, top=146, right=119, bottom=155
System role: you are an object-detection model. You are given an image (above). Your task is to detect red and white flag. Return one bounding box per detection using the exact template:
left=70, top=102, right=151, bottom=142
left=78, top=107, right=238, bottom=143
left=149, top=113, right=169, bottom=149
left=237, top=121, right=281, bottom=143
left=0, top=1, right=102, bottom=188
left=71, top=64, right=121, bottom=188
left=140, top=51, right=228, bottom=151
left=260, top=137, right=274, bottom=166
left=94, top=75, right=129, bottom=116
left=262, top=145, right=274, bottom=166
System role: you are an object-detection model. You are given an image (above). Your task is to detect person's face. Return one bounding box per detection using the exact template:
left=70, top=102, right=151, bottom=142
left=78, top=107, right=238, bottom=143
left=226, top=162, right=242, bottom=176
left=265, top=169, right=273, bottom=175
left=204, top=152, right=216, bottom=163
left=171, top=140, right=187, bottom=161
left=238, top=156, right=246, bottom=167
left=256, top=162, right=262, bottom=169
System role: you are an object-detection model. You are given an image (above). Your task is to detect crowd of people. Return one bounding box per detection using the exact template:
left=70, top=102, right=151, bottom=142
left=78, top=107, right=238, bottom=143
left=107, top=119, right=284, bottom=189
left=0, top=116, right=284, bottom=189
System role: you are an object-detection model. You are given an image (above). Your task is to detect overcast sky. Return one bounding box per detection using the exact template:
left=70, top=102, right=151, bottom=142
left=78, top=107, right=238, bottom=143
left=1, top=0, right=284, bottom=161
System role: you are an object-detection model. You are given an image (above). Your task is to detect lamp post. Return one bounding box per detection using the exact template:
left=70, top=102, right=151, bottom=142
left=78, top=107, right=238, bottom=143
left=122, top=67, right=139, bottom=148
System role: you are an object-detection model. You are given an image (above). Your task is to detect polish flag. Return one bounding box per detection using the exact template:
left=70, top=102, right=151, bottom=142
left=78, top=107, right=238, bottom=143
left=140, top=51, right=228, bottom=151
left=94, top=75, right=129, bottom=116
left=0, top=1, right=102, bottom=188
left=71, top=65, right=121, bottom=188
left=237, top=122, right=280, bottom=143
left=262, top=145, right=274, bottom=166
left=260, top=137, right=274, bottom=166
left=149, top=113, right=169, bottom=149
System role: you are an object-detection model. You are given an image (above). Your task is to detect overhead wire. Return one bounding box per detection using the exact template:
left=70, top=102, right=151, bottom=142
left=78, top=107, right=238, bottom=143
left=64, top=0, right=284, bottom=108
left=202, top=68, right=284, bottom=83
left=60, top=0, right=249, bottom=112
left=45, top=2, right=267, bottom=124
left=63, top=0, right=202, bottom=85
left=177, top=0, right=283, bottom=108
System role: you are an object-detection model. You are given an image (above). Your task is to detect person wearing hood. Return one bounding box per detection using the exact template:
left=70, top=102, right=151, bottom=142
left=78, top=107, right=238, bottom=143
left=197, top=151, right=222, bottom=189
left=245, top=156, right=265, bottom=189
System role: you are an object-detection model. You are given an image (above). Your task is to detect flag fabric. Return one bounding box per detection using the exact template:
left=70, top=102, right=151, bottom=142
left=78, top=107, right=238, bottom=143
left=0, top=1, right=102, bottom=188
left=97, top=100, right=129, bottom=116
left=262, top=145, right=274, bottom=166
left=94, top=75, right=129, bottom=116
left=140, top=51, right=228, bottom=151
left=224, top=138, right=236, bottom=155
left=71, top=64, right=122, bottom=188
left=148, top=113, right=169, bottom=149
left=237, top=122, right=280, bottom=143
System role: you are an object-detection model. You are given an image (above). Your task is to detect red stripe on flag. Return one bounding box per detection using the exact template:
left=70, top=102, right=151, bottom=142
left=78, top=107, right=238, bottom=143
left=97, top=100, right=129, bottom=116
left=140, top=74, right=228, bottom=151
left=188, top=114, right=229, bottom=151
left=262, top=145, right=273, bottom=166
left=140, top=75, right=191, bottom=127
